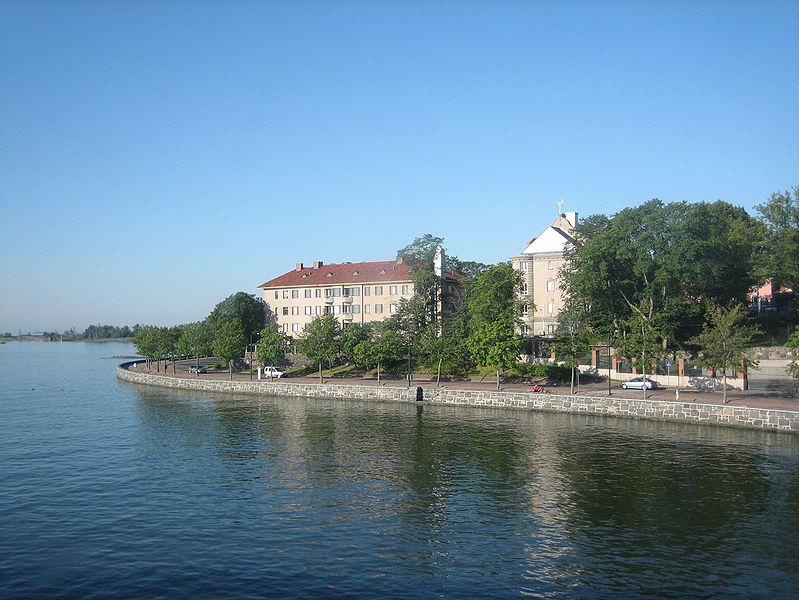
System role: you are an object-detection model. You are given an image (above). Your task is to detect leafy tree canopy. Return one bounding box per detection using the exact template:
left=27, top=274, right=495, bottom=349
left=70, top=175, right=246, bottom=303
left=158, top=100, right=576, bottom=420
left=755, top=185, right=799, bottom=291
left=207, top=292, right=266, bottom=340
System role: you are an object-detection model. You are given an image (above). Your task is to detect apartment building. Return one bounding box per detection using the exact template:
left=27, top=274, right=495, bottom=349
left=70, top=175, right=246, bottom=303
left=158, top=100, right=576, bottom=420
left=510, top=212, right=577, bottom=337
left=258, top=259, right=417, bottom=336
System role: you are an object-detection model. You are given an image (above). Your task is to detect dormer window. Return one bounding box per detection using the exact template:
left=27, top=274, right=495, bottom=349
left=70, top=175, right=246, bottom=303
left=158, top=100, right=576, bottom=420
left=379, top=269, right=386, bottom=274
left=353, top=271, right=359, bottom=276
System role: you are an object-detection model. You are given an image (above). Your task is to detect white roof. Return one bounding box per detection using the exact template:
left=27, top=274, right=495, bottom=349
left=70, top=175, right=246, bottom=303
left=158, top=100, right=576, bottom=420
left=520, top=213, right=576, bottom=255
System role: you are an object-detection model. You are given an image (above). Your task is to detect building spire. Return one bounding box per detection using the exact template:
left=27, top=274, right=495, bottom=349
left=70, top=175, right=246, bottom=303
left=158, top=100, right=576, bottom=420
left=557, top=198, right=565, bottom=215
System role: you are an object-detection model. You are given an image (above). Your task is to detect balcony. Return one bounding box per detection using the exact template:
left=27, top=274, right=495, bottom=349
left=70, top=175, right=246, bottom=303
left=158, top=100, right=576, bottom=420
left=342, top=296, right=353, bottom=303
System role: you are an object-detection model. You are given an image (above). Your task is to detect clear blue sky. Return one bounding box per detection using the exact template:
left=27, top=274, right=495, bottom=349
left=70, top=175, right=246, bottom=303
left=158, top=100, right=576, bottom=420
left=1, top=0, right=797, bottom=333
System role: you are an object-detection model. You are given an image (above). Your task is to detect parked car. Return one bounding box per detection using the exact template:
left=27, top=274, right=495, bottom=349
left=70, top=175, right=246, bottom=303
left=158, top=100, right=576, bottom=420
left=189, top=365, right=208, bottom=374
left=262, top=366, right=285, bottom=378
left=621, top=377, right=659, bottom=390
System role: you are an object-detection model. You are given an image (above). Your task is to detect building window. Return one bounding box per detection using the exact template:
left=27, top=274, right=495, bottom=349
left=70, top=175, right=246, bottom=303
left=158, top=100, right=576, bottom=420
left=333, top=288, right=341, bottom=297
left=332, top=305, right=341, bottom=315
left=547, top=324, right=556, bottom=334
left=343, top=304, right=351, bottom=314
left=291, top=290, right=299, bottom=299
left=305, top=306, right=312, bottom=315
left=521, top=324, right=528, bottom=335
left=352, top=305, right=360, bottom=314
left=315, top=306, right=322, bottom=315
left=389, top=285, right=397, bottom=295
left=547, top=301, right=555, bottom=314
left=305, top=289, right=312, bottom=298
left=364, top=286, right=370, bottom=296
left=282, top=307, right=289, bottom=316
left=325, top=288, right=332, bottom=298
left=283, top=290, right=289, bottom=299
left=291, top=323, right=300, bottom=333
left=343, top=287, right=360, bottom=297
left=523, top=304, right=530, bottom=314
left=375, top=304, right=383, bottom=314
left=291, top=306, right=299, bottom=316
left=274, top=291, right=278, bottom=299
left=389, top=303, right=398, bottom=313
left=547, top=280, right=556, bottom=292
left=324, top=306, right=331, bottom=314
left=281, top=323, right=288, bottom=333
left=520, top=262, right=529, bottom=273
left=315, top=289, right=321, bottom=298
left=520, top=282, right=528, bottom=295
left=364, top=305, right=371, bottom=314
left=401, top=284, right=410, bottom=295
left=548, top=260, right=554, bottom=270
left=375, top=286, right=383, bottom=295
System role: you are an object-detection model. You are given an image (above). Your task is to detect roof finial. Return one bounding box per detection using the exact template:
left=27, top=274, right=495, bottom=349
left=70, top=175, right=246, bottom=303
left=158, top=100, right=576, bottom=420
left=557, top=198, right=565, bottom=215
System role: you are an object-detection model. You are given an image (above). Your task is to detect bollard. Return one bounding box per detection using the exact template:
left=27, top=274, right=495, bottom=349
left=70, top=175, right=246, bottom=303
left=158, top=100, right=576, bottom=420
left=416, top=386, right=424, bottom=402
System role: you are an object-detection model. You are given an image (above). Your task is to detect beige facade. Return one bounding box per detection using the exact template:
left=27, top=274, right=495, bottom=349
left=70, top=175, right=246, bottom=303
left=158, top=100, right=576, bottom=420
left=511, top=212, right=577, bottom=337
left=258, top=260, right=415, bottom=337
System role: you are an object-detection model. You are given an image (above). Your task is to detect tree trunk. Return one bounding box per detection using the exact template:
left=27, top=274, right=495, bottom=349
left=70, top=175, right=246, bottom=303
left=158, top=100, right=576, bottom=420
left=642, top=346, right=647, bottom=400
left=229, top=360, right=233, bottom=380
left=319, top=362, right=323, bottom=384
left=377, top=362, right=381, bottom=387
left=570, top=365, right=575, bottom=394
left=437, top=358, right=442, bottom=388
left=496, top=368, right=500, bottom=391
left=723, top=371, right=728, bottom=403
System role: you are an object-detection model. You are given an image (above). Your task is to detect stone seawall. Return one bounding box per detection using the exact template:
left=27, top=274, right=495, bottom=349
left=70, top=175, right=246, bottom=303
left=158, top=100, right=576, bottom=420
left=117, top=363, right=799, bottom=434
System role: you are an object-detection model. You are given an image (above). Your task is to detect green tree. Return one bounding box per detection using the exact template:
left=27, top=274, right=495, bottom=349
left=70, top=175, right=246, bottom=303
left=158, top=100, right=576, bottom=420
left=340, top=323, right=371, bottom=365
left=755, top=185, right=799, bottom=291
left=256, top=323, right=290, bottom=370
left=297, top=314, right=341, bottom=383
left=354, top=323, right=406, bottom=385
left=213, top=320, right=246, bottom=379
left=787, top=327, right=799, bottom=381
left=690, top=302, right=760, bottom=403
left=561, top=199, right=762, bottom=376
left=133, top=326, right=159, bottom=369
left=207, top=292, right=267, bottom=341
left=466, top=264, right=522, bottom=389
left=177, top=321, right=214, bottom=373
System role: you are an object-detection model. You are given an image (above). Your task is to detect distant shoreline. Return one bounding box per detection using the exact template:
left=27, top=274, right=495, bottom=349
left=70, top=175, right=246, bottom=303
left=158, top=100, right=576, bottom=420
left=0, top=337, right=133, bottom=343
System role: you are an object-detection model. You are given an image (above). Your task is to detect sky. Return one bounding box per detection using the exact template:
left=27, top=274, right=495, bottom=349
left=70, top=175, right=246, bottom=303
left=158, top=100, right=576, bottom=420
left=1, top=0, right=797, bottom=333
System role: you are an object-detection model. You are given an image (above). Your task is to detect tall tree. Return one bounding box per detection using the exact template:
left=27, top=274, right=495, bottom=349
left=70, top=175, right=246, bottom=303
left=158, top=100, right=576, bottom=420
left=354, top=323, right=406, bottom=386
left=177, top=321, right=214, bottom=373
left=690, top=302, right=760, bottom=403
left=207, top=292, right=267, bottom=341
left=297, top=314, right=341, bottom=383
left=466, top=264, right=522, bottom=389
left=755, top=185, right=799, bottom=291
left=256, top=323, right=291, bottom=370
left=213, top=321, right=246, bottom=379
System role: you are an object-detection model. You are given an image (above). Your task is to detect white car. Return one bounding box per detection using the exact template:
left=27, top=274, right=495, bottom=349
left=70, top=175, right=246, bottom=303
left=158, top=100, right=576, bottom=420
left=621, top=377, right=659, bottom=390
left=262, top=366, right=285, bottom=378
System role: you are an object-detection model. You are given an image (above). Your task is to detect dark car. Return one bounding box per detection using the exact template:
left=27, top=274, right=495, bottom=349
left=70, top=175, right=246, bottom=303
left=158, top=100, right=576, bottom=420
left=189, top=365, right=208, bottom=374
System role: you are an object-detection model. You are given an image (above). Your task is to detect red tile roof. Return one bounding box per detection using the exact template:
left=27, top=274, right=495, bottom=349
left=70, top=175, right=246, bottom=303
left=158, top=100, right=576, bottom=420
left=258, top=260, right=414, bottom=289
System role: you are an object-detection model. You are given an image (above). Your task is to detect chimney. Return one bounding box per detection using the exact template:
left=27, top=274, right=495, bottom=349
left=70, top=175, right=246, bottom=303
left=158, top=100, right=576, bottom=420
left=313, top=261, right=323, bottom=269
left=295, top=262, right=304, bottom=272
left=396, top=256, right=403, bottom=265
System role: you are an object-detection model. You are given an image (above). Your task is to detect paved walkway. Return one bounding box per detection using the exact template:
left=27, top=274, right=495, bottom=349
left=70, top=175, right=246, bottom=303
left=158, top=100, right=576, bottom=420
left=134, top=359, right=799, bottom=412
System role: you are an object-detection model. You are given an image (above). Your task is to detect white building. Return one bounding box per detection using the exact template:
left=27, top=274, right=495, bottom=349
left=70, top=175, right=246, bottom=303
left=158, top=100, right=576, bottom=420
left=510, top=212, right=577, bottom=337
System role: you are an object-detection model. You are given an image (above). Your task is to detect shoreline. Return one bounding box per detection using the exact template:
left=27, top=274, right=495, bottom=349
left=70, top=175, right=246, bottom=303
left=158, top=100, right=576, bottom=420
left=117, top=361, right=799, bottom=434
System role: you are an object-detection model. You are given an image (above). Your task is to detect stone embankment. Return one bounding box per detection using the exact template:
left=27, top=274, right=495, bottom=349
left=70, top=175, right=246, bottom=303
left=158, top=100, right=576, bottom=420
left=117, top=362, right=798, bottom=434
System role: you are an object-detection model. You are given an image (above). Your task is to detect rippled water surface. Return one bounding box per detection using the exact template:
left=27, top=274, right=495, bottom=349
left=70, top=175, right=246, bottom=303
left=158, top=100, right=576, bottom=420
left=1, top=342, right=798, bottom=598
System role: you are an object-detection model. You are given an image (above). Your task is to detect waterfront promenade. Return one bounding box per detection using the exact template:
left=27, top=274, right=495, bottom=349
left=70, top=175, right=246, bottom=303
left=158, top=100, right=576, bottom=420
left=129, top=359, right=799, bottom=412
left=119, top=360, right=799, bottom=433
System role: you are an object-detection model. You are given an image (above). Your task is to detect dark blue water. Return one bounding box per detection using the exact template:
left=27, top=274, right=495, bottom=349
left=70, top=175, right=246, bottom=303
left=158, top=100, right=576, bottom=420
left=1, top=342, right=798, bottom=598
